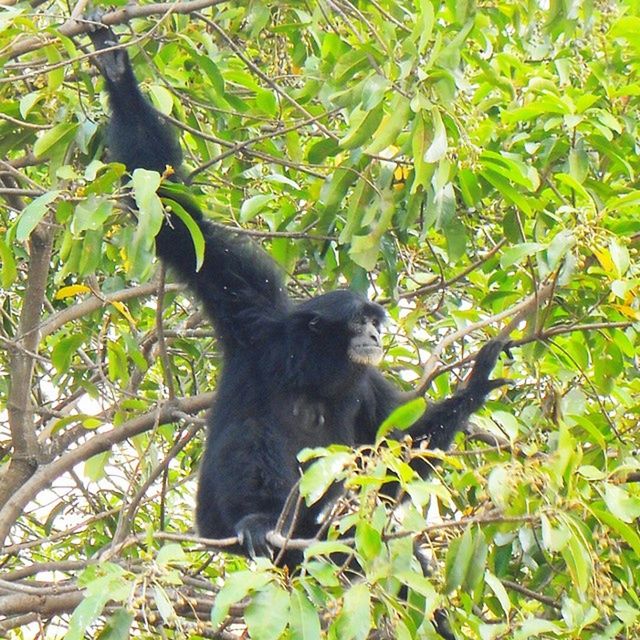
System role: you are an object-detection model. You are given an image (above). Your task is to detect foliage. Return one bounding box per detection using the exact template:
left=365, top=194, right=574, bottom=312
left=1, top=0, right=639, bottom=638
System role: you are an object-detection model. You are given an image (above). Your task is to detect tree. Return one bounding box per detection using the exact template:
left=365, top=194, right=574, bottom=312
left=1, top=0, right=639, bottom=638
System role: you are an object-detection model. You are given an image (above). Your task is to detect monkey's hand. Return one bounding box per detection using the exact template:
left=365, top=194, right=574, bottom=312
left=464, top=338, right=513, bottom=395
left=235, top=513, right=275, bottom=560
left=84, top=12, right=130, bottom=85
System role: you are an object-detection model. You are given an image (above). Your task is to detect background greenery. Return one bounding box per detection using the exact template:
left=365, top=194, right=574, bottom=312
left=1, top=0, right=639, bottom=638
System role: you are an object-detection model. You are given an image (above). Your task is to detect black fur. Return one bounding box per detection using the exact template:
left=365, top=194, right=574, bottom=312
left=89, top=28, right=508, bottom=567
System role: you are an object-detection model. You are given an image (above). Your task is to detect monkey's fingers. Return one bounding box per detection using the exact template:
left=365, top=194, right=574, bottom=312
left=486, top=377, right=512, bottom=392
left=501, top=340, right=515, bottom=361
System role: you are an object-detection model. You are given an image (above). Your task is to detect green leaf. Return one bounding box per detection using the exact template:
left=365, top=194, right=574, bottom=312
left=196, top=55, right=225, bottom=93
left=304, top=540, right=354, bottom=561
left=245, top=583, right=290, bottom=640
left=84, top=452, right=110, bottom=482
left=95, top=609, right=133, bottom=640
left=299, top=451, right=352, bottom=505
left=355, top=520, right=382, bottom=561
left=603, top=483, right=640, bottom=523
left=561, top=533, right=591, bottom=594
left=604, top=190, right=640, bottom=213
left=107, top=340, right=129, bottom=384
left=414, top=0, right=434, bottom=53
left=485, top=571, right=511, bottom=615
left=514, top=617, right=562, bottom=639
left=480, top=151, right=538, bottom=190
left=364, top=95, right=411, bottom=154
left=0, top=239, right=17, bottom=287
left=289, top=587, right=322, bottom=640
left=376, top=397, right=426, bottom=440
left=540, top=513, right=571, bottom=552
left=78, top=228, right=103, bottom=276
left=441, top=215, right=467, bottom=263
left=411, top=111, right=436, bottom=193
left=308, top=138, right=340, bottom=164
left=546, top=230, right=575, bottom=270
left=591, top=508, right=640, bottom=556
left=395, top=570, right=438, bottom=602
left=130, top=169, right=164, bottom=277
left=339, top=105, right=384, bottom=150
left=153, top=585, right=175, bottom=623
left=71, top=196, right=113, bottom=234
left=487, top=465, right=513, bottom=509
left=256, top=89, right=277, bottom=116
left=156, top=543, right=186, bottom=566
left=361, top=74, right=389, bottom=110
left=349, top=233, right=380, bottom=271
left=463, top=529, right=488, bottom=593
left=20, top=91, right=43, bottom=118
left=33, top=123, right=78, bottom=158
left=240, top=194, right=277, bottom=222
left=333, top=583, right=371, bottom=640
left=65, top=593, right=109, bottom=640
left=555, top=173, right=594, bottom=207
left=501, top=96, right=570, bottom=123
left=444, top=526, right=474, bottom=593
left=161, top=198, right=205, bottom=272
left=608, top=238, right=630, bottom=277
left=210, top=571, right=272, bottom=627
left=334, top=48, right=376, bottom=84
left=458, top=168, right=482, bottom=207
left=149, top=84, right=174, bottom=115
left=569, top=145, right=589, bottom=182
left=424, top=107, right=447, bottom=163
left=320, top=164, right=359, bottom=211
left=132, top=169, right=163, bottom=231
left=480, top=169, right=533, bottom=215
left=499, top=242, right=545, bottom=268
left=610, top=15, right=640, bottom=41
left=15, top=191, right=60, bottom=241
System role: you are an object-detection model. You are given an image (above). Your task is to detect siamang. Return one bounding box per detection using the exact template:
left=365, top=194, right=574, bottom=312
left=88, top=26, right=509, bottom=565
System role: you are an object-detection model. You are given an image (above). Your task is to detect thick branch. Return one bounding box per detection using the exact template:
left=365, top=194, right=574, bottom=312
left=1, top=220, right=54, bottom=508
left=8, top=0, right=228, bottom=60
left=0, top=591, right=83, bottom=618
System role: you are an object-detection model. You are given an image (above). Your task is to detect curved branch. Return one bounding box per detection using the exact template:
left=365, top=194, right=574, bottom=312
left=8, top=0, right=228, bottom=60
left=415, top=280, right=555, bottom=395
left=39, top=282, right=181, bottom=339
left=0, top=393, right=214, bottom=549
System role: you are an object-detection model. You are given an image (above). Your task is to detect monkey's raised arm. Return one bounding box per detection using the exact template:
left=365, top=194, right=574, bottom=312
left=89, top=25, right=291, bottom=346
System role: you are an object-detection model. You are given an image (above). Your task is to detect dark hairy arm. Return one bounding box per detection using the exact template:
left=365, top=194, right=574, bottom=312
left=88, top=25, right=290, bottom=346
left=356, top=339, right=510, bottom=451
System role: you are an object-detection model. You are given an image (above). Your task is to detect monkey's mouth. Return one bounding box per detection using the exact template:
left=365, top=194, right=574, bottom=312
left=349, top=344, right=383, bottom=366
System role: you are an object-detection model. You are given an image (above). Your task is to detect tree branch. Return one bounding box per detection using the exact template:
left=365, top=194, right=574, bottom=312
left=39, top=282, right=181, bottom=339
left=415, top=280, right=555, bottom=395
left=0, top=393, right=214, bottom=549
left=7, top=0, right=229, bottom=59
left=1, top=219, right=54, bottom=509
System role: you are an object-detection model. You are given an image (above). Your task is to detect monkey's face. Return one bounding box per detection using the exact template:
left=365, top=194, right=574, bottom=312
left=347, top=315, right=384, bottom=366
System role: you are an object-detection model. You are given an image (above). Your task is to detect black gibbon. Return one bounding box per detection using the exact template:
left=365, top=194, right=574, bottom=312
left=88, top=25, right=509, bottom=566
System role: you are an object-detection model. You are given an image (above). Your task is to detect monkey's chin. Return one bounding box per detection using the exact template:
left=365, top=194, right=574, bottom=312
left=349, top=345, right=383, bottom=366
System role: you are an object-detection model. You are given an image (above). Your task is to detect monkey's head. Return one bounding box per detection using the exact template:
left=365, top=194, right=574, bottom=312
left=295, top=290, right=386, bottom=368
